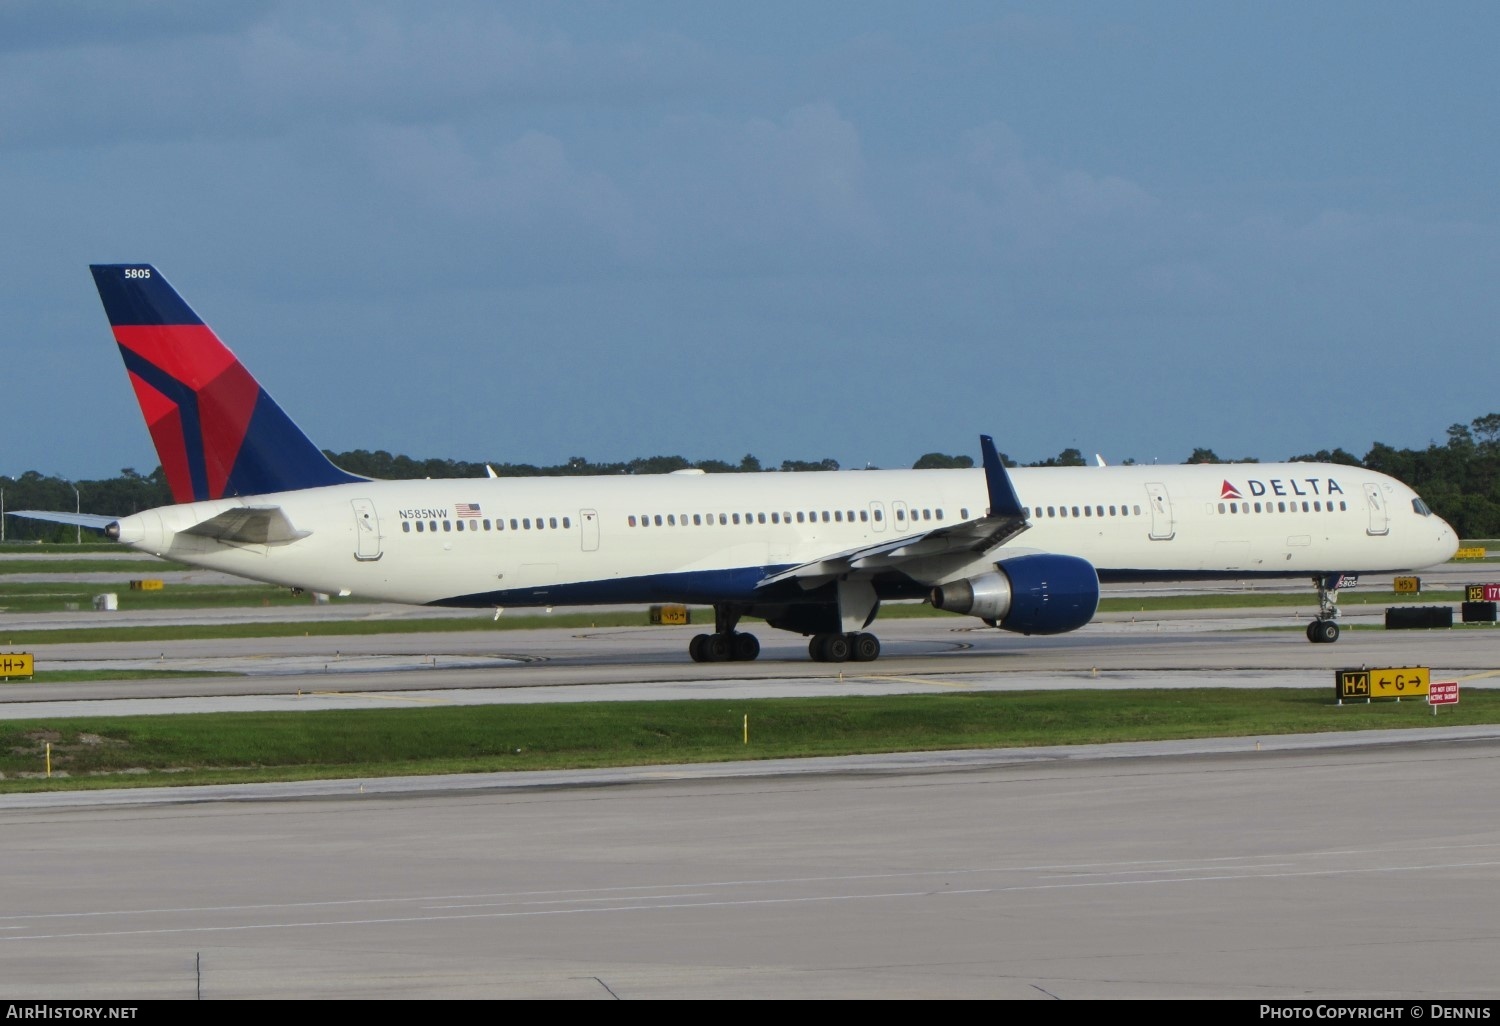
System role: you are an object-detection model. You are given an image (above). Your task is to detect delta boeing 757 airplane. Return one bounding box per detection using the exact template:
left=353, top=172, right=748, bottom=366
left=12, top=265, right=1459, bottom=662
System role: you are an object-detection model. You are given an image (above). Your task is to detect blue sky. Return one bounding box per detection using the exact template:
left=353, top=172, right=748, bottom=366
left=2, top=1, right=1496, bottom=479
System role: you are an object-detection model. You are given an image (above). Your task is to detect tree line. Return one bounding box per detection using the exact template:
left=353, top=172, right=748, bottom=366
left=7, top=413, right=1500, bottom=541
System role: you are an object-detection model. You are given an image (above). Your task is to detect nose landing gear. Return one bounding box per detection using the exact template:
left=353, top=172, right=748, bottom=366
left=1307, top=573, right=1350, bottom=643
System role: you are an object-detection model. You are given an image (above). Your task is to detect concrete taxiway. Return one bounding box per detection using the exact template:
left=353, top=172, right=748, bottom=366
left=2, top=567, right=1499, bottom=998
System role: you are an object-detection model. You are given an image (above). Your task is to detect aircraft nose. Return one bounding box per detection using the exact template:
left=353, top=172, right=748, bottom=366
left=1435, top=517, right=1460, bottom=563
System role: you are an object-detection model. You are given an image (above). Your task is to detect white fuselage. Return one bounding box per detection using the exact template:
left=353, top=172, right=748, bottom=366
left=110, top=461, right=1458, bottom=608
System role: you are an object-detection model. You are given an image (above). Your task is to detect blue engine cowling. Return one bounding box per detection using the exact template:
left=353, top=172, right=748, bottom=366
left=929, top=553, right=1099, bottom=635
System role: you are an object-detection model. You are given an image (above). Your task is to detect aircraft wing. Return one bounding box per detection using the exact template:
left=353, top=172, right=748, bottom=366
left=7, top=510, right=120, bottom=531
left=758, top=435, right=1029, bottom=589
left=179, top=506, right=309, bottom=545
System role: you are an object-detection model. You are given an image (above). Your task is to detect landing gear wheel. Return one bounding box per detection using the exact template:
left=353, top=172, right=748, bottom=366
left=1310, top=619, right=1340, bottom=644
left=809, top=633, right=851, bottom=662
left=689, top=634, right=711, bottom=662
left=850, top=632, right=880, bottom=662
left=704, top=633, right=731, bottom=661
left=731, top=632, right=760, bottom=661
left=823, top=633, right=851, bottom=662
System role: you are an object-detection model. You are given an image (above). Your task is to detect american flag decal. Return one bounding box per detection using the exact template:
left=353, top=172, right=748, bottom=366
left=455, top=503, right=482, bottom=517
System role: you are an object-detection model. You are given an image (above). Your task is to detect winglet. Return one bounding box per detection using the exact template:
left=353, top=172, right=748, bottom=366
left=980, top=435, right=1025, bottom=519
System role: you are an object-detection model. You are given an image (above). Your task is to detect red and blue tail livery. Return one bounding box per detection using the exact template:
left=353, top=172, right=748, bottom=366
left=90, top=264, right=362, bottom=502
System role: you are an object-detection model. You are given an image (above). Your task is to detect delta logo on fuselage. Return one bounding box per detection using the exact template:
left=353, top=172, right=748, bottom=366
left=1221, top=477, right=1344, bottom=501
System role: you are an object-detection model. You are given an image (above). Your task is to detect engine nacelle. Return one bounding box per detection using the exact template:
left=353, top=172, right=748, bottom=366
left=929, top=553, right=1099, bottom=635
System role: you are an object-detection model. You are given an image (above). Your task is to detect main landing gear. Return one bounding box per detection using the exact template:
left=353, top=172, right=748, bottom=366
left=688, top=631, right=760, bottom=662
left=808, top=632, right=880, bottom=663
left=1307, top=574, right=1344, bottom=643
left=688, top=604, right=761, bottom=663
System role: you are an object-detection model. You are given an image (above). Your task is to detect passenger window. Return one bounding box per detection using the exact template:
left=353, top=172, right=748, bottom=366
left=415, top=521, right=424, bottom=533
left=874, top=510, right=883, bottom=522
left=822, top=511, right=831, bottom=523
left=895, top=509, right=904, bottom=522
left=935, top=509, right=943, bottom=521
left=758, top=513, right=767, bottom=524
left=443, top=520, right=452, bottom=532
left=835, top=511, right=843, bottom=522
left=403, top=522, right=411, bottom=533
left=960, top=508, right=970, bottom=519
left=1084, top=506, right=1092, bottom=517
left=1071, top=507, right=1080, bottom=517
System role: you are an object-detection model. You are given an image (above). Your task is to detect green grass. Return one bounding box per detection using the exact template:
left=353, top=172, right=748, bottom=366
left=3, top=688, right=1494, bottom=793
left=0, top=582, right=337, bottom=612
left=0, top=559, right=191, bottom=575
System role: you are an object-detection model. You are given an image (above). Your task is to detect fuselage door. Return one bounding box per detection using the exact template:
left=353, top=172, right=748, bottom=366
left=1145, top=482, right=1175, bottom=540
left=1363, top=483, right=1390, bottom=536
left=892, top=500, right=910, bottom=533
left=351, top=498, right=382, bottom=561
left=869, top=501, right=887, bottom=533
left=580, top=508, right=600, bottom=551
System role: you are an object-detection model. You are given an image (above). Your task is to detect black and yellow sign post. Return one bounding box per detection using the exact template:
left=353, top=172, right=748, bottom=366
left=0, top=653, right=34, bottom=681
left=1335, top=666, right=1430, bottom=704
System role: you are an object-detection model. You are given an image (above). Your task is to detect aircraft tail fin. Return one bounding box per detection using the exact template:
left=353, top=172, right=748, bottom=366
left=89, top=264, right=363, bottom=503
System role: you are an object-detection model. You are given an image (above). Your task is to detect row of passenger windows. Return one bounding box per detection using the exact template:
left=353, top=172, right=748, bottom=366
left=1216, top=501, right=1348, bottom=514
left=1025, top=504, right=1142, bottom=519
left=396, top=499, right=1352, bottom=537
left=401, top=516, right=573, bottom=534
left=627, top=506, right=967, bottom=528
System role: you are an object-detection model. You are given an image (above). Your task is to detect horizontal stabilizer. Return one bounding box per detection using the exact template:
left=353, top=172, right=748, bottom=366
left=7, top=510, right=120, bottom=531
left=180, top=506, right=309, bottom=545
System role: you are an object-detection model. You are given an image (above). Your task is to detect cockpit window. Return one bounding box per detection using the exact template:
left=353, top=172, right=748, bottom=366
left=1412, top=498, right=1432, bottom=516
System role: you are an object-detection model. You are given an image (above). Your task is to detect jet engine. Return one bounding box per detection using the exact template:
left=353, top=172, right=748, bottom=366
left=929, top=552, right=1099, bottom=635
